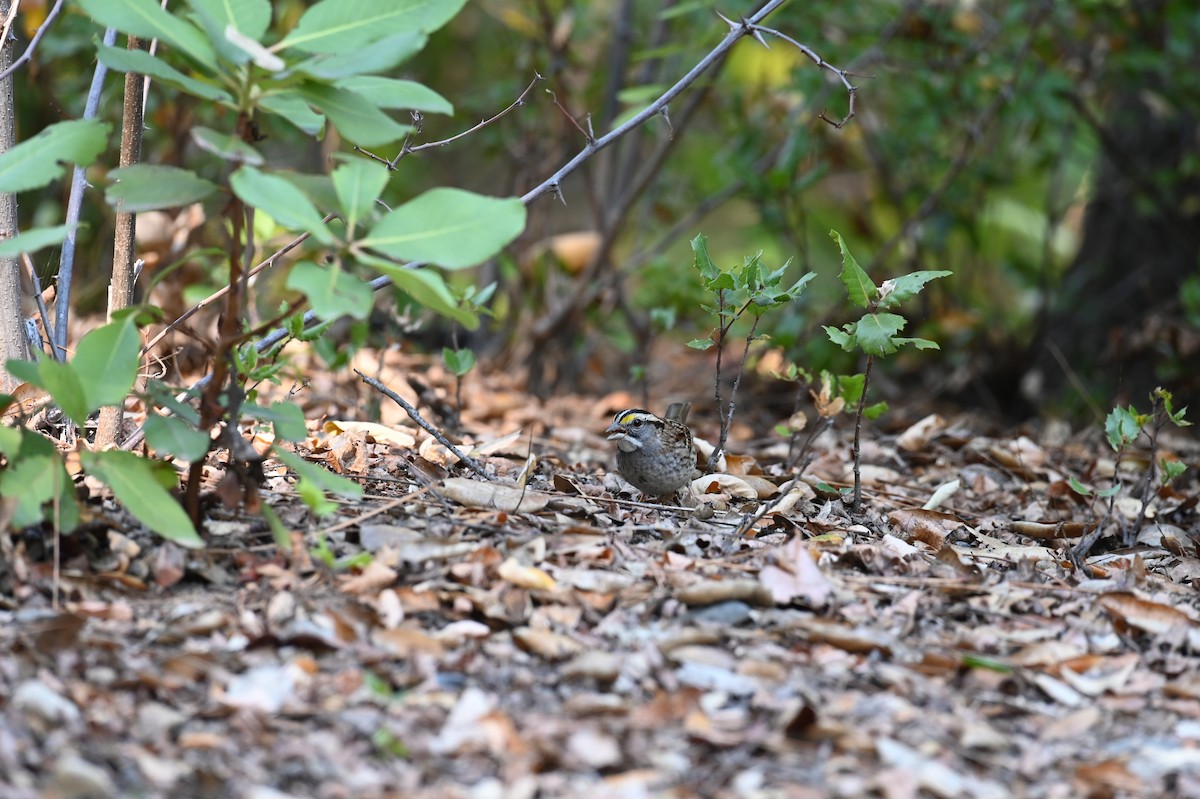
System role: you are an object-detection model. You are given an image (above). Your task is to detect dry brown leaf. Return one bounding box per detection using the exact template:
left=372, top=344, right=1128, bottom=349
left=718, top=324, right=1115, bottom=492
left=895, top=413, right=946, bottom=451
left=498, top=557, right=556, bottom=591
left=759, top=537, right=832, bottom=606
left=322, top=420, right=416, bottom=448
left=437, top=477, right=551, bottom=512
left=1097, top=592, right=1195, bottom=635
left=512, top=627, right=583, bottom=660
left=339, top=561, right=398, bottom=596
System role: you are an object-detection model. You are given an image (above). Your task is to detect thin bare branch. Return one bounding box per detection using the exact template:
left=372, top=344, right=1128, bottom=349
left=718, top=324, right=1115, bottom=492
left=355, top=73, right=545, bottom=169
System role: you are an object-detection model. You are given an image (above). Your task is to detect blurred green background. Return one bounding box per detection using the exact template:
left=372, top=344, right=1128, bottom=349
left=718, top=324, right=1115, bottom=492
left=15, top=0, right=1200, bottom=419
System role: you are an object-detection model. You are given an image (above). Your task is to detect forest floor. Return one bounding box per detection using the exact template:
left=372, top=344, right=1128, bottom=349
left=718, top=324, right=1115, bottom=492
left=3, top=348, right=1200, bottom=799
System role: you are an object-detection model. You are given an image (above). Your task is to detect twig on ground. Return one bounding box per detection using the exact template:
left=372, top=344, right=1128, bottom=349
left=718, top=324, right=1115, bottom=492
left=355, top=370, right=493, bottom=481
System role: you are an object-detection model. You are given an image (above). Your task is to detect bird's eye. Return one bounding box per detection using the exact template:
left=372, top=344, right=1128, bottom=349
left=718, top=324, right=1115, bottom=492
left=631, top=419, right=643, bottom=427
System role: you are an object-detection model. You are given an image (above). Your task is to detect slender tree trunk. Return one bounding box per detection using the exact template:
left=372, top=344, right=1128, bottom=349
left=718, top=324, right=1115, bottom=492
left=0, top=2, right=31, bottom=392
left=95, top=36, right=147, bottom=447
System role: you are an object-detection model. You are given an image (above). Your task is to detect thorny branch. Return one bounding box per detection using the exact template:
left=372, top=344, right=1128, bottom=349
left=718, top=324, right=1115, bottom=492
left=355, top=74, right=545, bottom=169
left=0, top=0, right=65, bottom=82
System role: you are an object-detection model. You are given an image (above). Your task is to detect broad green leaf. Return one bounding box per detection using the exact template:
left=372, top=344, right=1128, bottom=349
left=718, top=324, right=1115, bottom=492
left=691, top=234, right=720, bottom=281
left=144, top=414, right=212, bottom=461
left=83, top=450, right=203, bottom=548
left=278, top=172, right=339, bottom=215
left=358, top=253, right=478, bottom=329
left=863, top=401, right=889, bottom=420
left=259, top=91, right=326, bottom=136
left=0, top=120, right=109, bottom=192
left=286, top=261, right=373, bottom=322
left=7, top=358, right=88, bottom=425
left=1105, top=406, right=1143, bottom=451
left=186, top=0, right=272, bottom=40
left=244, top=402, right=308, bottom=442
left=442, top=347, right=475, bottom=377
left=143, top=380, right=202, bottom=425
left=837, top=373, right=865, bottom=405
left=687, top=338, right=716, bottom=350
left=0, top=449, right=79, bottom=531
left=360, top=188, right=526, bottom=269
left=77, top=0, right=217, bottom=70
left=823, top=324, right=854, bottom=352
left=332, top=160, right=388, bottom=234
left=230, top=166, right=335, bottom=244
left=892, top=336, right=940, bottom=350
left=97, top=45, right=232, bottom=103
left=74, top=318, right=141, bottom=413
left=1068, top=476, right=1092, bottom=496
left=279, top=0, right=467, bottom=54
left=0, top=225, right=73, bottom=257
left=853, top=312, right=906, bottom=356
left=295, top=32, right=426, bottom=80
left=336, top=76, right=453, bottom=114
left=830, top=229, right=876, bottom=308
left=190, top=126, right=264, bottom=165
left=878, top=270, right=953, bottom=309
left=106, top=165, right=218, bottom=212
left=296, top=83, right=412, bottom=147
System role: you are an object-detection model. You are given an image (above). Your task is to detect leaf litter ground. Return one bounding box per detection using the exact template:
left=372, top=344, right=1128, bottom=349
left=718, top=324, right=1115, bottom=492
left=3, top=350, right=1200, bottom=798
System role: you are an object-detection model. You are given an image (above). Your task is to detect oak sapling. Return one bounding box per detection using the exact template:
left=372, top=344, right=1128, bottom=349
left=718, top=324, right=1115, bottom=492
left=689, top=233, right=815, bottom=470
left=823, top=229, right=951, bottom=512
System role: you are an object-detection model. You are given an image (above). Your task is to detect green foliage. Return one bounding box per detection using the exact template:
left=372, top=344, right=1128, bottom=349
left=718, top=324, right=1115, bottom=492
left=105, top=165, right=218, bottom=212
left=82, top=451, right=203, bottom=548
left=824, top=231, right=951, bottom=357
left=443, top=347, right=476, bottom=378
left=0, top=120, right=109, bottom=192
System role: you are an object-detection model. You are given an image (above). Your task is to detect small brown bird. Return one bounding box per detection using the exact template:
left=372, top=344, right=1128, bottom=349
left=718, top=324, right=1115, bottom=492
left=605, top=403, right=696, bottom=497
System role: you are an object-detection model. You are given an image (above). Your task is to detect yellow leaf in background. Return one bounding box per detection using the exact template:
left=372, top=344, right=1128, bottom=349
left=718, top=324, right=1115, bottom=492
left=21, top=2, right=49, bottom=39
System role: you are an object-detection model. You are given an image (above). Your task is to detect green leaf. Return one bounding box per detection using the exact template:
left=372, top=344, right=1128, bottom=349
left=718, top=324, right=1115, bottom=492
left=892, top=337, right=940, bottom=351
left=332, top=160, right=388, bottom=234
left=294, top=32, right=427, bottom=80
left=336, top=76, right=453, bottom=114
left=442, top=347, right=475, bottom=377
left=1068, top=476, right=1092, bottom=496
left=0, top=225, right=74, bottom=258
left=1105, top=406, right=1143, bottom=451
left=83, top=450, right=203, bottom=548
left=358, top=254, right=478, bottom=329
left=279, top=0, right=467, bottom=54
left=186, top=0, right=272, bottom=40
left=10, top=358, right=89, bottom=426
left=824, top=324, right=854, bottom=352
left=837, top=373, right=865, bottom=405
left=144, top=414, right=212, bottom=462
left=829, top=229, right=876, bottom=308
left=77, top=0, right=217, bottom=70
left=0, top=120, right=109, bottom=193
left=853, top=313, right=907, bottom=357
left=287, top=260, right=373, bottom=321
left=191, top=126, right=264, bottom=165
left=74, top=317, right=142, bottom=413
left=360, top=188, right=526, bottom=269
left=687, top=338, right=716, bottom=350
left=863, top=401, right=888, bottom=420
left=0, top=447, right=79, bottom=531
left=878, top=270, right=953, bottom=309
left=274, top=446, right=363, bottom=517
left=244, top=402, right=308, bottom=442
left=1161, top=458, right=1187, bottom=483
left=691, top=234, right=720, bottom=282
left=259, top=90, right=326, bottom=136
left=230, top=166, right=335, bottom=244
left=296, top=83, right=412, bottom=147
left=97, top=44, right=232, bottom=103
left=106, top=165, right=218, bottom=212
